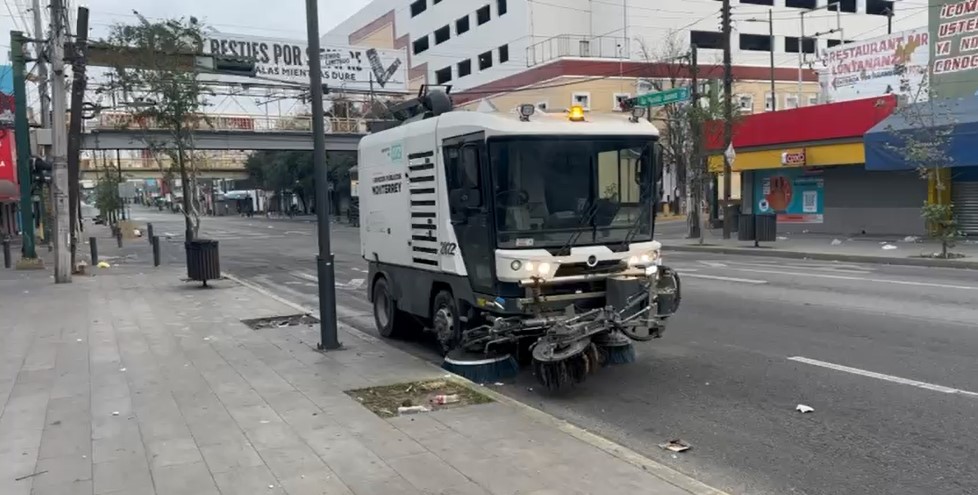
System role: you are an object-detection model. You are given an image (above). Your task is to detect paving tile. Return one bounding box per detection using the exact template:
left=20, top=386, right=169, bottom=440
left=32, top=454, right=92, bottom=491
left=153, top=461, right=219, bottom=495
left=386, top=452, right=490, bottom=495
left=92, top=431, right=145, bottom=463
left=243, top=423, right=304, bottom=450
left=199, top=439, right=265, bottom=474
left=37, top=421, right=91, bottom=460
left=30, top=479, right=93, bottom=495
left=278, top=470, right=353, bottom=495
left=258, top=444, right=329, bottom=480
left=92, top=457, right=154, bottom=494
left=145, top=437, right=203, bottom=469
left=227, top=403, right=283, bottom=429
left=212, top=465, right=286, bottom=494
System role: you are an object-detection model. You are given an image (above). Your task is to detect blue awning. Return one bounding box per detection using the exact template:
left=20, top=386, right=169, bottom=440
left=864, top=97, right=978, bottom=171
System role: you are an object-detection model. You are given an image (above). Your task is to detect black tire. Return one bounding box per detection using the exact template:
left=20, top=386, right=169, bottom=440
left=372, top=277, right=417, bottom=339
left=432, top=290, right=461, bottom=355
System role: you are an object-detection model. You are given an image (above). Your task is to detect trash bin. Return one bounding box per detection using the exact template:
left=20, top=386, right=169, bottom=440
left=755, top=214, right=777, bottom=242
left=727, top=204, right=741, bottom=233
left=737, top=214, right=756, bottom=241
left=185, top=239, right=220, bottom=285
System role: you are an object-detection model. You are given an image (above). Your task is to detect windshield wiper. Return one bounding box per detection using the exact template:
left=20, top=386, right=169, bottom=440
left=616, top=178, right=655, bottom=252
left=553, top=200, right=600, bottom=256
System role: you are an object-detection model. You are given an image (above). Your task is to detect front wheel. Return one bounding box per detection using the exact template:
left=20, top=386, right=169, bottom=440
left=372, top=277, right=418, bottom=338
left=432, top=290, right=461, bottom=355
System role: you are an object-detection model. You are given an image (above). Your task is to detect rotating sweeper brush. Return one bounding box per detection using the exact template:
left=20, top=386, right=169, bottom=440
left=441, top=267, right=681, bottom=392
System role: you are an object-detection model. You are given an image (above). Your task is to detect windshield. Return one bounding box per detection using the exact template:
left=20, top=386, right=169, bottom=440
left=488, top=137, right=657, bottom=249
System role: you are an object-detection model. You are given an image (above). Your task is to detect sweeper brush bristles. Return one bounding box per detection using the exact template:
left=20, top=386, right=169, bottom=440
left=533, top=343, right=600, bottom=392
left=600, top=342, right=636, bottom=365
left=442, top=350, right=519, bottom=384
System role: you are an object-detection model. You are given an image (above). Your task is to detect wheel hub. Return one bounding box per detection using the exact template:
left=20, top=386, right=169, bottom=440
left=434, top=306, right=455, bottom=349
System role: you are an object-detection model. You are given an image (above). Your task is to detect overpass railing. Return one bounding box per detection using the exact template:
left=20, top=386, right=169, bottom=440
left=87, top=112, right=369, bottom=134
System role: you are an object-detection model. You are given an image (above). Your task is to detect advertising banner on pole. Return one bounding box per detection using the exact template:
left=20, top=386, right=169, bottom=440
left=754, top=168, right=824, bottom=224
left=820, top=28, right=930, bottom=103
left=204, top=33, right=408, bottom=92
left=930, top=0, right=978, bottom=98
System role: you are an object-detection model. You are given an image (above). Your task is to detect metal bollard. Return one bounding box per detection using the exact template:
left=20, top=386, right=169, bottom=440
left=152, top=236, right=161, bottom=267
left=147, top=223, right=154, bottom=244
left=90, top=236, right=98, bottom=264
left=2, top=240, right=10, bottom=269
left=116, top=230, right=123, bottom=248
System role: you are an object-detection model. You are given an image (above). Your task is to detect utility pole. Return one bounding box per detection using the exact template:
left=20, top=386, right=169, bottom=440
left=305, top=0, right=341, bottom=350
left=886, top=8, right=893, bottom=34
left=688, top=43, right=701, bottom=240
left=10, top=31, right=39, bottom=263
left=31, top=0, right=50, bottom=151
left=768, top=9, right=776, bottom=112
left=67, top=6, right=89, bottom=270
left=50, top=0, right=70, bottom=282
left=720, top=0, right=733, bottom=239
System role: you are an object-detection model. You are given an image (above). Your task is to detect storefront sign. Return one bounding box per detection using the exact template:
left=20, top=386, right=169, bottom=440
left=820, top=28, right=929, bottom=103
left=205, top=33, right=408, bottom=92
left=755, top=168, right=824, bottom=224
left=930, top=0, right=978, bottom=98
left=781, top=149, right=807, bottom=167
left=0, top=134, right=15, bottom=184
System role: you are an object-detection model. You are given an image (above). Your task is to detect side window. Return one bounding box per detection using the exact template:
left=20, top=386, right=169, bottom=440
left=444, top=146, right=461, bottom=189
left=460, top=144, right=481, bottom=196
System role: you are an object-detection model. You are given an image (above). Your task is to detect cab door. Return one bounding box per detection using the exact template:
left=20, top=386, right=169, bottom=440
left=443, top=133, right=496, bottom=294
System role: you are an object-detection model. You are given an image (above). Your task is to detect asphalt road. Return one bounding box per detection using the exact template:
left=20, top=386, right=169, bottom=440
left=131, top=208, right=978, bottom=495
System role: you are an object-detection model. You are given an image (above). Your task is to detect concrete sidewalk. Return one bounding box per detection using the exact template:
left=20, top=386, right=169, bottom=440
left=0, top=263, right=725, bottom=494
left=661, top=229, right=978, bottom=269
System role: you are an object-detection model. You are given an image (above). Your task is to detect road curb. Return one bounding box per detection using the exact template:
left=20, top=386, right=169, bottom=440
left=222, top=271, right=730, bottom=495
left=664, top=244, right=978, bottom=270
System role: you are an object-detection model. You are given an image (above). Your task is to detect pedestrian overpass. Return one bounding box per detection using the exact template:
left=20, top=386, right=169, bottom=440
left=79, top=113, right=368, bottom=152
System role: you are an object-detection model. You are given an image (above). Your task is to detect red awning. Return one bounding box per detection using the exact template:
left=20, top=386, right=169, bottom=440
left=704, top=95, right=898, bottom=151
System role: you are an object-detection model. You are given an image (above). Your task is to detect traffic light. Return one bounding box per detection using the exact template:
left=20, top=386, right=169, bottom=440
left=30, top=156, right=51, bottom=191
left=213, top=55, right=257, bottom=77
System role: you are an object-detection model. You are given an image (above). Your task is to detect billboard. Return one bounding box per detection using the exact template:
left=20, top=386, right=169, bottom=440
left=930, top=0, right=978, bottom=98
left=204, top=33, right=408, bottom=92
left=754, top=168, right=824, bottom=224
left=820, top=28, right=930, bottom=103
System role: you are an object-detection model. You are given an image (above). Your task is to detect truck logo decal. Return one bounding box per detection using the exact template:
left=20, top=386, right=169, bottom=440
left=371, top=173, right=402, bottom=195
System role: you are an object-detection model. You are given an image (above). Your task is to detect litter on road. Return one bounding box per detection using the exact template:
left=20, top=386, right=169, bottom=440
left=659, top=439, right=691, bottom=452
left=796, top=404, right=814, bottom=413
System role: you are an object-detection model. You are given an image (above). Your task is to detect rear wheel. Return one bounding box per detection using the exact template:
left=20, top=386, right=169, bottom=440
left=372, top=277, right=418, bottom=339
left=432, top=290, right=461, bottom=355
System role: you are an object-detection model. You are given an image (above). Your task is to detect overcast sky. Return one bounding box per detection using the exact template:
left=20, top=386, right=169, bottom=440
left=1, top=0, right=372, bottom=63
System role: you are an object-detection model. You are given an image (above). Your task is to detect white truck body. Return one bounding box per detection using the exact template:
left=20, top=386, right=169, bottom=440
left=358, top=107, right=662, bottom=320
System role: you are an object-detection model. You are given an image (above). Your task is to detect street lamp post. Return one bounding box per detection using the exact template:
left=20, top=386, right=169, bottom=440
left=304, top=0, right=341, bottom=350
left=799, top=2, right=843, bottom=106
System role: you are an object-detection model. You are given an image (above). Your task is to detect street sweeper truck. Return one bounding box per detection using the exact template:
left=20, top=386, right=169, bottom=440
left=358, top=90, right=681, bottom=391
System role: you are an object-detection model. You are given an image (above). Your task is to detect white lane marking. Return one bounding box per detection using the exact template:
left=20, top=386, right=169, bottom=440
left=682, top=273, right=767, bottom=284
left=698, top=261, right=728, bottom=268
left=731, top=268, right=978, bottom=291
left=291, top=271, right=364, bottom=290
left=788, top=356, right=978, bottom=398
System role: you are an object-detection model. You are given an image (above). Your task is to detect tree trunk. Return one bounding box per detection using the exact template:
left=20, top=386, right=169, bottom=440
left=176, top=128, right=193, bottom=242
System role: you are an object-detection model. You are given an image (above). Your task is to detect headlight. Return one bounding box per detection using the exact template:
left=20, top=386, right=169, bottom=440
left=626, top=250, right=661, bottom=267
left=510, top=260, right=522, bottom=271
left=537, top=262, right=551, bottom=275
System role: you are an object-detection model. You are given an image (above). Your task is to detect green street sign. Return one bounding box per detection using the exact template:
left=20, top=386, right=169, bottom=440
left=631, top=87, right=690, bottom=107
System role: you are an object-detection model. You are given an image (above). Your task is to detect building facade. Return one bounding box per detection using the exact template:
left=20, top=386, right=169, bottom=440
left=327, top=0, right=930, bottom=99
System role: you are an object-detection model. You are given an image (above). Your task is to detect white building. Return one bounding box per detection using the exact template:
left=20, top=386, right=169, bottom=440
left=326, top=0, right=930, bottom=100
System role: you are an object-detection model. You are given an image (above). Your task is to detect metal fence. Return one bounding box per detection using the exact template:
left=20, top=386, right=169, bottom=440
left=525, top=35, right=628, bottom=67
